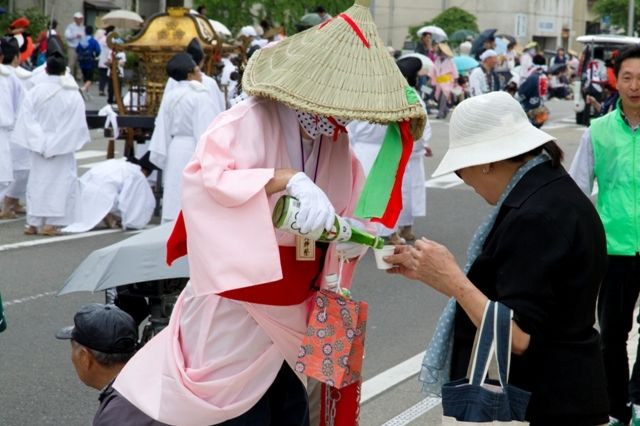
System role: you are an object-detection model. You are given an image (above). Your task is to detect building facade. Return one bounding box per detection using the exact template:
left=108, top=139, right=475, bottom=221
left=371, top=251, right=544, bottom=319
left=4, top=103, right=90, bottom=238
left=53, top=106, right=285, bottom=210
left=372, top=0, right=597, bottom=53
left=9, top=0, right=595, bottom=53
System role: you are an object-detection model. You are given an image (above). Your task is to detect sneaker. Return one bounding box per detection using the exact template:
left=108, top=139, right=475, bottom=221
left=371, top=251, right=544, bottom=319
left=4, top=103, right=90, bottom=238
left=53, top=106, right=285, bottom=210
left=99, top=91, right=106, bottom=96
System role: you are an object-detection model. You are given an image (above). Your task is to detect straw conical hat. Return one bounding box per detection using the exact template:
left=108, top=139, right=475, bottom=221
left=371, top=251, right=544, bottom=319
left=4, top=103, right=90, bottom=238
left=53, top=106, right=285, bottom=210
left=243, top=0, right=426, bottom=139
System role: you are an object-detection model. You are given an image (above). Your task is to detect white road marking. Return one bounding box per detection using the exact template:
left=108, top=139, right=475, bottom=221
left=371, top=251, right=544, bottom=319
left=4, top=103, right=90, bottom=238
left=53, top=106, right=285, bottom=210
left=425, top=174, right=463, bottom=189
left=0, top=216, right=24, bottom=224
left=75, top=150, right=109, bottom=160
left=79, top=160, right=112, bottom=169
left=4, top=291, right=57, bottom=307
left=382, top=397, right=442, bottom=426
left=0, top=229, right=123, bottom=252
left=362, top=351, right=425, bottom=403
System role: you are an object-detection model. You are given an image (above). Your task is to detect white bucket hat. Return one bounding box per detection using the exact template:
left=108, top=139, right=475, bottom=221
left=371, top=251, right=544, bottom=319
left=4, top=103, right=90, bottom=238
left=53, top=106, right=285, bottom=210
left=432, top=91, right=556, bottom=177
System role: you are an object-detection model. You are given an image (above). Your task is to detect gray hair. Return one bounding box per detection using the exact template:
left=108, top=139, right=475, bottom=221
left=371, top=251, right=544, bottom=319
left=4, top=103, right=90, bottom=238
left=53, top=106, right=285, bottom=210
left=87, top=348, right=135, bottom=367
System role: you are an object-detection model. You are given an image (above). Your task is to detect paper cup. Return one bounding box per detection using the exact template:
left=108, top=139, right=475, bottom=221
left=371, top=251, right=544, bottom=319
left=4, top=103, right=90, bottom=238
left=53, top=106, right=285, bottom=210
left=373, top=245, right=396, bottom=270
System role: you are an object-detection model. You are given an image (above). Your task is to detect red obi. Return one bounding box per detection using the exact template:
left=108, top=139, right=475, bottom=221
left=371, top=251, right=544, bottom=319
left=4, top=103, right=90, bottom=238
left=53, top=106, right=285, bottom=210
left=220, top=246, right=324, bottom=306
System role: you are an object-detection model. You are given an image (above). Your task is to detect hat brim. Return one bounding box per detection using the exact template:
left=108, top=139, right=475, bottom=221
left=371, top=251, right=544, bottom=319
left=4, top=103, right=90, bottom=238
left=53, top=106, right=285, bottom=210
left=432, top=122, right=556, bottom=177
left=55, top=326, right=74, bottom=340
left=438, top=42, right=454, bottom=57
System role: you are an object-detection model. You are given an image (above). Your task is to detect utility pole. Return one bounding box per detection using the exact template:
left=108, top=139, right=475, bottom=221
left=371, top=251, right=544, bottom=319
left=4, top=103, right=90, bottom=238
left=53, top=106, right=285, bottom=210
left=629, top=0, right=635, bottom=36
left=387, top=0, right=395, bottom=46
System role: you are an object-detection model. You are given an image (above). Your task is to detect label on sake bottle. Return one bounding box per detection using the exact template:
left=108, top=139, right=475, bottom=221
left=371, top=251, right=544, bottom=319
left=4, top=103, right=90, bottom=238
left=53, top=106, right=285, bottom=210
left=272, top=195, right=384, bottom=249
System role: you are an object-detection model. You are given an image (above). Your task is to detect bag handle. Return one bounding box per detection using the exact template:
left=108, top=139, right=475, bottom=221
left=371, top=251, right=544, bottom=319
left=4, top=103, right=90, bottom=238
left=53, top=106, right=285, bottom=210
left=469, top=301, right=496, bottom=386
left=494, top=302, right=514, bottom=387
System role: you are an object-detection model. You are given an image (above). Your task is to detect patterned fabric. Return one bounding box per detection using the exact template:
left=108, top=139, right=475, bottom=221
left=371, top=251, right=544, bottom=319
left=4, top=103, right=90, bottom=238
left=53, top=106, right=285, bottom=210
left=419, top=153, right=550, bottom=396
left=296, top=111, right=349, bottom=140
left=296, top=289, right=368, bottom=389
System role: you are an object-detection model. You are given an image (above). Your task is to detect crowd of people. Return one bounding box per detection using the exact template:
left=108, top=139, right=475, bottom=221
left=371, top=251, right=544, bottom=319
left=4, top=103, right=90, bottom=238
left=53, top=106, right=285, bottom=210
left=410, top=27, right=604, bottom=128
left=2, top=1, right=640, bottom=426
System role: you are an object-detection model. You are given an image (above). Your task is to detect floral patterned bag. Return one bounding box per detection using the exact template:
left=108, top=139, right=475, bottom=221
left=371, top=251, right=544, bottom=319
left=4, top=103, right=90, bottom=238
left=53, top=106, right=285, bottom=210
left=296, top=289, right=368, bottom=388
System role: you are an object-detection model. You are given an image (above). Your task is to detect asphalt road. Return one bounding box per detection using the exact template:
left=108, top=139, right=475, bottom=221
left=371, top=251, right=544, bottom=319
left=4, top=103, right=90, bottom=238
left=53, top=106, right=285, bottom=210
left=0, top=95, right=586, bottom=425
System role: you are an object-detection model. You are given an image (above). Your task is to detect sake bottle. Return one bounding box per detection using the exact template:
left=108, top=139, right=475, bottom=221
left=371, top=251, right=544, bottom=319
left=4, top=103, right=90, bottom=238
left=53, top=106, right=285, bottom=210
left=272, top=195, right=384, bottom=249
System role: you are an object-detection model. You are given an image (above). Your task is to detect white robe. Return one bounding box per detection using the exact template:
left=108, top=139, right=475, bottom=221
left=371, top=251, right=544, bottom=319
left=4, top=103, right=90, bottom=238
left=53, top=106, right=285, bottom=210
left=149, top=79, right=221, bottom=222
left=0, top=64, right=23, bottom=185
left=165, top=73, right=226, bottom=114
left=348, top=116, right=432, bottom=230
left=62, top=160, right=156, bottom=233
left=8, top=66, right=32, bottom=172
left=11, top=74, right=89, bottom=225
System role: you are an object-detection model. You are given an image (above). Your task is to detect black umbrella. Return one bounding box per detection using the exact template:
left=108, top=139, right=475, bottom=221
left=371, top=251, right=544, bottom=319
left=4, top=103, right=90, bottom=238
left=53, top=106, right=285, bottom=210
left=471, top=28, right=497, bottom=55
left=496, top=34, right=516, bottom=44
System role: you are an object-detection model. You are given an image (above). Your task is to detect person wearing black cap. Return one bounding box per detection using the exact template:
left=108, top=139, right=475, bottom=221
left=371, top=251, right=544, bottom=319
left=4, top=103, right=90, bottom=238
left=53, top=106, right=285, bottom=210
left=148, top=52, right=221, bottom=222
left=164, top=38, right=225, bottom=112
left=56, top=303, right=166, bottom=425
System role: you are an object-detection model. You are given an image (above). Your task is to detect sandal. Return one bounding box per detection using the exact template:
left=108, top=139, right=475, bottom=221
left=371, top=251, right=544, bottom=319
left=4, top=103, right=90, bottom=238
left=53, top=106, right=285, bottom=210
left=0, top=211, right=17, bottom=220
left=40, top=226, right=61, bottom=236
left=24, top=225, right=38, bottom=235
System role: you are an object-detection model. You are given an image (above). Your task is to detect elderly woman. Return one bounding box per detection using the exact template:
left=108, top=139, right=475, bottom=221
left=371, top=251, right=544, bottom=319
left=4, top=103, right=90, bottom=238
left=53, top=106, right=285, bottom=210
left=387, top=91, right=609, bottom=425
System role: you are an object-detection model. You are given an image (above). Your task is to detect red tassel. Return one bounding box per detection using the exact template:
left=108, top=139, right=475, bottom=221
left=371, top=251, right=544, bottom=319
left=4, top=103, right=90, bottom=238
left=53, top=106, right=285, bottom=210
left=319, top=382, right=361, bottom=425
left=338, top=13, right=370, bottom=48
left=372, top=121, right=414, bottom=228
left=166, top=211, right=188, bottom=265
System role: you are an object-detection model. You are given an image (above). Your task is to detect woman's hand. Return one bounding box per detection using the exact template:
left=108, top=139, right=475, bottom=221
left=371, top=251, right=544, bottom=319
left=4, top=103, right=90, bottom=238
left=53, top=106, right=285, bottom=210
left=385, top=237, right=465, bottom=297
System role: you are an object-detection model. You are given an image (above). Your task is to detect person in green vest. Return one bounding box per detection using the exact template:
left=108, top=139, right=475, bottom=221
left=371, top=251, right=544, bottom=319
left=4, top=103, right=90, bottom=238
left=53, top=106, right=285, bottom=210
left=569, top=44, right=640, bottom=426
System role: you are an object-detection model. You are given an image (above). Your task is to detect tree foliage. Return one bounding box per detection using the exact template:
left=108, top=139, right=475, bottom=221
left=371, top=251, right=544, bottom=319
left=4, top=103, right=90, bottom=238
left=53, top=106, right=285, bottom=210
left=0, top=7, right=50, bottom=39
left=200, top=0, right=352, bottom=36
left=593, top=0, right=640, bottom=33
left=408, top=7, right=479, bottom=42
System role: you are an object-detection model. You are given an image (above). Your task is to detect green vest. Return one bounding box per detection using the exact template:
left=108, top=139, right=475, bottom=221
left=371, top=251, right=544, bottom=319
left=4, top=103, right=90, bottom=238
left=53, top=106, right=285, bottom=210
left=590, top=106, right=640, bottom=255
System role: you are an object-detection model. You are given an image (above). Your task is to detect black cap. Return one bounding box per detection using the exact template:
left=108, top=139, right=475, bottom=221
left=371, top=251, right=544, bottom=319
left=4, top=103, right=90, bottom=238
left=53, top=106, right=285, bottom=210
left=166, top=52, right=196, bottom=81
left=55, top=304, right=138, bottom=354
left=186, top=38, right=204, bottom=66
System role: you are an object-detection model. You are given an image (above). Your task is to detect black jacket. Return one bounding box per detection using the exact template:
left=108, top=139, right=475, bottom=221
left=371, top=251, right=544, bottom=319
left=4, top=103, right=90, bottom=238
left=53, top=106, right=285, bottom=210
left=94, top=380, right=168, bottom=426
left=450, top=161, right=609, bottom=425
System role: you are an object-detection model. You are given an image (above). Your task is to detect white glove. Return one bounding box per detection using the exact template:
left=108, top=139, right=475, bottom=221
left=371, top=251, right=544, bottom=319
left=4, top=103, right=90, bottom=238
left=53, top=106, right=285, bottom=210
left=336, top=217, right=370, bottom=259
left=286, top=172, right=335, bottom=234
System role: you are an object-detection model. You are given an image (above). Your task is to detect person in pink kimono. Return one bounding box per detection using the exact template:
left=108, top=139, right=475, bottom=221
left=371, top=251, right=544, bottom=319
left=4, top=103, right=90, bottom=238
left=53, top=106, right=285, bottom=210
left=113, top=0, right=426, bottom=424
left=428, top=41, right=459, bottom=119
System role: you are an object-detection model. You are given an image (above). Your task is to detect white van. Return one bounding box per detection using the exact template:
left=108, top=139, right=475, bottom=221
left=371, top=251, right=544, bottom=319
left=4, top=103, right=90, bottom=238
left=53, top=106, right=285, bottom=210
left=574, top=34, right=640, bottom=125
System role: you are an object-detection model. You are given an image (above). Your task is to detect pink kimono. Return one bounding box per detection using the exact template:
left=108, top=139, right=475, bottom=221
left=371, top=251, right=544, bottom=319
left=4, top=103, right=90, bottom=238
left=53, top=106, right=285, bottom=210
left=114, top=97, right=365, bottom=425
left=428, top=56, right=459, bottom=101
